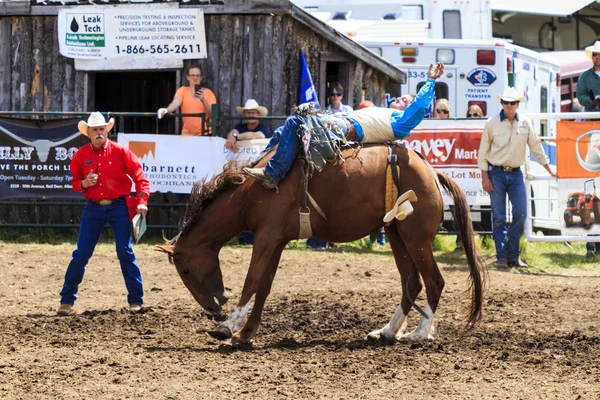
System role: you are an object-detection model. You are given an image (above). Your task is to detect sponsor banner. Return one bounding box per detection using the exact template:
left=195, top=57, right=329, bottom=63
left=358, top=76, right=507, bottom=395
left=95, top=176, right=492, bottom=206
left=409, top=121, right=489, bottom=206
left=555, top=121, right=600, bottom=235
left=118, top=133, right=228, bottom=193
left=556, top=121, right=600, bottom=178
left=58, top=7, right=207, bottom=60
left=224, top=139, right=270, bottom=165
left=0, top=118, right=88, bottom=199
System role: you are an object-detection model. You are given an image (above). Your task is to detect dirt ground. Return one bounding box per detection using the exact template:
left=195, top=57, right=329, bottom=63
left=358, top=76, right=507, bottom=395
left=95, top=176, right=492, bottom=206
left=1, top=241, right=599, bottom=400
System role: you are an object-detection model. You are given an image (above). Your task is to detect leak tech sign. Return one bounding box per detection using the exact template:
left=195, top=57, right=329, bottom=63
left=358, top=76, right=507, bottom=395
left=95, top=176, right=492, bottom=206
left=65, top=13, right=106, bottom=47
left=466, top=68, right=497, bottom=87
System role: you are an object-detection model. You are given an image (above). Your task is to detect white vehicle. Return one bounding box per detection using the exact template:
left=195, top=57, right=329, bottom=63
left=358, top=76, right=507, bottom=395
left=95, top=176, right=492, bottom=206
left=292, top=0, right=493, bottom=40
left=358, top=38, right=562, bottom=232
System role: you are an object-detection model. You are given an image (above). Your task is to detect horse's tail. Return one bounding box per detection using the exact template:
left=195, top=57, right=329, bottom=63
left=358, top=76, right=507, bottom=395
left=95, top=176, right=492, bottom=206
left=436, top=170, right=487, bottom=328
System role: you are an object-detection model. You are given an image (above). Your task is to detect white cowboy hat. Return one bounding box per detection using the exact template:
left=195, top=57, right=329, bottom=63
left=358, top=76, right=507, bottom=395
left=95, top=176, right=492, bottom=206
left=78, top=112, right=114, bottom=135
left=236, top=99, right=268, bottom=117
left=585, top=41, right=600, bottom=60
left=495, top=87, right=525, bottom=103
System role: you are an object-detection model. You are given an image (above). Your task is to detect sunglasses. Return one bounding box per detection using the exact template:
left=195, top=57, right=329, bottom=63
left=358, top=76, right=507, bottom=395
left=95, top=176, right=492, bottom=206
left=435, top=109, right=449, bottom=114
left=592, top=52, right=600, bottom=57
left=501, top=100, right=519, bottom=106
left=329, top=92, right=342, bottom=97
left=467, top=113, right=482, bottom=117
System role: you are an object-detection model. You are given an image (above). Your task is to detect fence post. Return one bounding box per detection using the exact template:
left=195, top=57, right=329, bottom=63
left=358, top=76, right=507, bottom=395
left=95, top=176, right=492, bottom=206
left=210, top=103, right=219, bottom=137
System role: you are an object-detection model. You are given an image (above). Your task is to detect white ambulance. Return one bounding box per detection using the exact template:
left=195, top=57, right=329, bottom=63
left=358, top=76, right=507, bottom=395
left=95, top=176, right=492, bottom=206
left=358, top=38, right=562, bottom=233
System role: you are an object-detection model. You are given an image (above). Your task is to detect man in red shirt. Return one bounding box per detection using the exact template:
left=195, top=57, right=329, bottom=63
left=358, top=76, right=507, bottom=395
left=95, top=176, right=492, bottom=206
left=57, top=112, right=151, bottom=316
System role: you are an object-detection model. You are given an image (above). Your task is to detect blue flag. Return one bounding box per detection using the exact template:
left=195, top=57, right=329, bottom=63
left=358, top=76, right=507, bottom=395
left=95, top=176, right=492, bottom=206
left=298, top=50, right=321, bottom=109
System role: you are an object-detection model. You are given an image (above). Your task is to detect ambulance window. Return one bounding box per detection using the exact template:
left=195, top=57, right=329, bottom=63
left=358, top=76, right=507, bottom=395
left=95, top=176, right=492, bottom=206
left=417, top=81, right=449, bottom=101
left=401, top=6, right=423, bottom=20
left=442, top=10, right=461, bottom=39
left=540, top=86, right=548, bottom=136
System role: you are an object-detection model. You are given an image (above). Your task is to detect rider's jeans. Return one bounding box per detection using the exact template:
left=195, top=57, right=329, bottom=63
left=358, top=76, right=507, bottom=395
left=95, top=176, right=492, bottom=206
left=264, top=115, right=348, bottom=184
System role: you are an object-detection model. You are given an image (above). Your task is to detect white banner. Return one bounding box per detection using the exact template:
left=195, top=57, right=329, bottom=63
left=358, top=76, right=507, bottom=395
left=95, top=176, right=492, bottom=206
left=58, top=7, right=207, bottom=60
left=118, top=134, right=228, bottom=194
left=224, top=139, right=270, bottom=166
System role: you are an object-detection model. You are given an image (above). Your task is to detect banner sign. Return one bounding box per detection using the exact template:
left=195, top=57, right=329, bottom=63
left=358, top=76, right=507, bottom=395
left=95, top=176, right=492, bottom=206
left=0, top=118, right=88, bottom=199
left=556, top=121, right=600, bottom=235
left=118, top=133, right=228, bottom=193
left=224, top=139, right=270, bottom=166
left=410, top=121, right=488, bottom=206
left=58, top=7, right=207, bottom=60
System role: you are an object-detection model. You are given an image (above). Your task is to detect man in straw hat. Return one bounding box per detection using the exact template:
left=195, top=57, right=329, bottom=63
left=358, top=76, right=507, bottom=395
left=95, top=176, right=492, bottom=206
left=478, top=88, right=556, bottom=269
left=576, top=41, right=600, bottom=112
left=57, top=112, right=150, bottom=316
left=225, top=99, right=272, bottom=153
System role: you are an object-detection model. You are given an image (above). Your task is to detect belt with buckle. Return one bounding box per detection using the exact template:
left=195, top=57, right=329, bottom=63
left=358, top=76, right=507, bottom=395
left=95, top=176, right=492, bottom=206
left=94, top=196, right=124, bottom=206
left=489, top=164, right=520, bottom=173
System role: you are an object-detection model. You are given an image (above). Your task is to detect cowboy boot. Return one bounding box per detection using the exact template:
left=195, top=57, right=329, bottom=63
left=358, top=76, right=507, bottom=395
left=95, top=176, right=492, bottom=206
left=242, top=167, right=278, bottom=190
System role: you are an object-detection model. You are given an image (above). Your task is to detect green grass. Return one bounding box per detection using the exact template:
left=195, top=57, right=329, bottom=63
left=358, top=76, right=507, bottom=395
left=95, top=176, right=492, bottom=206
left=0, top=228, right=596, bottom=271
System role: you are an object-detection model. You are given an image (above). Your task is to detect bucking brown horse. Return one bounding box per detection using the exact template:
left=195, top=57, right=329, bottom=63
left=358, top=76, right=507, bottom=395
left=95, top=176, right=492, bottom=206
left=157, top=143, right=486, bottom=344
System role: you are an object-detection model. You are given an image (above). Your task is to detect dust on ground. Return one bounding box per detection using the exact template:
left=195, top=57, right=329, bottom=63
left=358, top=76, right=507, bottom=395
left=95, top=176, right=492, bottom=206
left=1, top=242, right=599, bottom=399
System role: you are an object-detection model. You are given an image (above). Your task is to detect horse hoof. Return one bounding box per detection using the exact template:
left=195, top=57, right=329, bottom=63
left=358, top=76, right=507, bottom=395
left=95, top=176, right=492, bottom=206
left=208, top=325, right=232, bottom=340
left=365, top=331, right=381, bottom=342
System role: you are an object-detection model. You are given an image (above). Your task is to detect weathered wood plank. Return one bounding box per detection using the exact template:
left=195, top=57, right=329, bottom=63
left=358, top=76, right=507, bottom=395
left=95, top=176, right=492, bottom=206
left=229, top=15, right=243, bottom=121
left=271, top=15, right=284, bottom=117
left=251, top=15, right=264, bottom=102
left=217, top=15, right=233, bottom=126
left=31, top=16, right=44, bottom=112
left=283, top=16, right=296, bottom=115
left=242, top=15, right=254, bottom=104
left=262, top=15, right=273, bottom=119
left=205, top=15, right=220, bottom=112
left=12, top=17, right=33, bottom=112
left=43, top=17, right=54, bottom=111
left=0, top=18, right=11, bottom=111
left=63, top=59, right=75, bottom=111
left=51, top=16, right=65, bottom=112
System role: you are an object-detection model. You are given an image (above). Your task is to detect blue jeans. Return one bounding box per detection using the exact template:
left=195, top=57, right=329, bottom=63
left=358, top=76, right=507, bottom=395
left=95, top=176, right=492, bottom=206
left=60, top=198, right=144, bottom=306
left=489, top=167, right=527, bottom=261
left=265, top=115, right=348, bottom=184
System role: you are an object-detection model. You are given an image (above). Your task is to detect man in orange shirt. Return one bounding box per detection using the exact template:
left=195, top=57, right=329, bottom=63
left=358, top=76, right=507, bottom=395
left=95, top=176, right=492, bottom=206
left=57, top=112, right=150, bottom=316
left=158, top=64, right=217, bottom=136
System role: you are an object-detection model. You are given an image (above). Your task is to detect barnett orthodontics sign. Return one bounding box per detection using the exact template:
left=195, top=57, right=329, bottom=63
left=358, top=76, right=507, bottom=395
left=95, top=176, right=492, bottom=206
left=57, top=7, right=207, bottom=60
left=0, top=118, right=88, bottom=199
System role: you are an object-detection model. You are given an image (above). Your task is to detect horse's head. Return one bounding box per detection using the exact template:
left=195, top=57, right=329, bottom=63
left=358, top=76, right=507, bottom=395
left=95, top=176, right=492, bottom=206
left=156, top=167, right=249, bottom=315
left=589, top=89, right=600, bottom=112
left=157, top=242, right=228, bottom=314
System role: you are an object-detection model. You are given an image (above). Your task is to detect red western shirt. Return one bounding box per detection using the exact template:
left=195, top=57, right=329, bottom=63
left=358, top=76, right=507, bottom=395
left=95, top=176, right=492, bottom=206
left=71, top=139, right=150, bottom=206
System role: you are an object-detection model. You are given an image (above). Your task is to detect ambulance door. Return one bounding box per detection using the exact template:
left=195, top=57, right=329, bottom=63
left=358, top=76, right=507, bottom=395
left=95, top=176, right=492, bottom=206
left=412, top=65, right=457, bottom=117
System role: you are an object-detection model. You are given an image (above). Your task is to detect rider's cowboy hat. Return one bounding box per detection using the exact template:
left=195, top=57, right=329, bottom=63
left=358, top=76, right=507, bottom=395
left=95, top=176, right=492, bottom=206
left=236, top=99, right=268, bottom=117
left=78, top=112, right=114, bottom=135
left=585, top=41, right=600, bottom=59
left=495, top=87, right=525, bottom=103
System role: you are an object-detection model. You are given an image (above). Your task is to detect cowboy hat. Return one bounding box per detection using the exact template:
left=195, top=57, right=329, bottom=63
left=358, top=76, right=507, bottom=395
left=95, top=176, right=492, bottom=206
left=236, top=99, right=268, bottom=117
left=78, top=112, right=115, bottom=135
left=495, top=87, right=525, bottom=103
left=585, top=41, right=600, bottom=59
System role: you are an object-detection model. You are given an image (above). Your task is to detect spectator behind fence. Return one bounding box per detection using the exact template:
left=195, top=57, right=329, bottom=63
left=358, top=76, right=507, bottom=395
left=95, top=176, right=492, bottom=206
left=467, top=104, right=484, bottom=118
left=575, top=41, right=600, bottom=258
left=477, top=87, right=556, bottom=269
left=157, top=64, right=217, bottom=136
left=433, top=99, right=451, bottom=118
left=326, top=82, right=354, bottom=114
left=57, top=112, right=150, bottom=316
left=225, top=99, right=272, bottom=153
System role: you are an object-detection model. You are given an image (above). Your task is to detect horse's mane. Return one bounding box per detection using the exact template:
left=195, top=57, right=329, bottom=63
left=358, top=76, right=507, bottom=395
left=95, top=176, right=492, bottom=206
left=167, top=163, right=247, bottom=246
